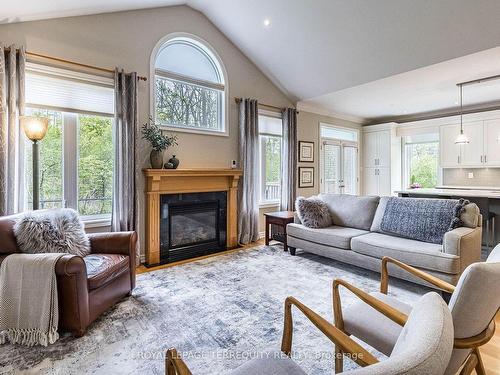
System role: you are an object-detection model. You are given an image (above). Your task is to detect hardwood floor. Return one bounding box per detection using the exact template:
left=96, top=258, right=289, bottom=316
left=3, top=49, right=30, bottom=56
left=136, top=242, right=500, bottom=374
left=480, top=312, right=500, bottom=375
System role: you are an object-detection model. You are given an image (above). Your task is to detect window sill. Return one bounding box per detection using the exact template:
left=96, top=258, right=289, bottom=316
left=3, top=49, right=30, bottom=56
left=82, top=215, right=111, bottom=229
left=259, top=201, right=281, bottom=209
left=158, top=123, right=229, bottom=137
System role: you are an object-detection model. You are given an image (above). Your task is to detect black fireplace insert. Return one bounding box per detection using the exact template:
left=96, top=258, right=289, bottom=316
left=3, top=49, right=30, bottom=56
left=159, top=192, right=227, bottom=263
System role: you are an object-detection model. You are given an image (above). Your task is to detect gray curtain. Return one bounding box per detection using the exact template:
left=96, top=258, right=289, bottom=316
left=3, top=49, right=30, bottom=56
left=0, top=45, right=25, bottom=216
left=280, top=108, right=298, bottom=211
left=111, top=69, right=137, bottom=233
left=238, top=99, right=260, bottom=244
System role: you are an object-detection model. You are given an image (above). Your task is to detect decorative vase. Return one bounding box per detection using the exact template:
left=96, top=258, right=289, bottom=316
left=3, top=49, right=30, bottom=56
left=168, top=155, right=180, bottom=169
left=150, top=150, right=164, bottom=169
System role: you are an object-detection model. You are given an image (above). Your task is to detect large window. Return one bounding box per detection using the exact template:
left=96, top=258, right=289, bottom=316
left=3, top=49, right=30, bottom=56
left=25, top=64, right=115, bottom=221
left=153, top=35, right=227, bottom=135
left=403, top=134, right=439, bottom=188
left=259, top=113, right=282, bottom=204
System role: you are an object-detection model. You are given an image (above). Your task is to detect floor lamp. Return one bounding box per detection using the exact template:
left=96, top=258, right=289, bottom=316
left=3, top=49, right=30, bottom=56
left=20, top=116, right=49, bottom=210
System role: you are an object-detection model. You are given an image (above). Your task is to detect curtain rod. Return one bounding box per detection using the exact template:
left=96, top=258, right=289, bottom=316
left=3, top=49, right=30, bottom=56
left=5, top=47, right=147, bottom=81
left=234, top=98, right=298, bottom=113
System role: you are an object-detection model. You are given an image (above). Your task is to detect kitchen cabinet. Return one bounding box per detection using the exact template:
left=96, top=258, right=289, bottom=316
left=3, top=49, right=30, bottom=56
left=440, top=119, right=500, bottom=168
left=362, top=124, right=401, bottom=196
left=484, top=119, right=500, bottom=165
left=363, top=130, right=391, bottom=167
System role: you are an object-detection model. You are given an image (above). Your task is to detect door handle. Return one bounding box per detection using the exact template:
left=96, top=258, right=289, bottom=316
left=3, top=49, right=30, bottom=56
left=481, top=155, right=484, bottom=163
left=484, top=155, right=487, bottom=163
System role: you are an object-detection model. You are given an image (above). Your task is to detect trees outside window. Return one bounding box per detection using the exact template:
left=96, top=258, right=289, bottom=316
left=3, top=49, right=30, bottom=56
left=404, top=136, right=439, bottom=188
left=25, top=108, right=113, bottom=218
left=259, top=114, right=282, bottom=204
left=153, top=36, right=227, bottom=135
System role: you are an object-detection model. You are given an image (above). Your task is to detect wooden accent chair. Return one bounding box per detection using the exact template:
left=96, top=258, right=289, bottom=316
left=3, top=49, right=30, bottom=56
left=165, top=292, right=453, bottom=375
left=333, top=244, right=500, bottom=375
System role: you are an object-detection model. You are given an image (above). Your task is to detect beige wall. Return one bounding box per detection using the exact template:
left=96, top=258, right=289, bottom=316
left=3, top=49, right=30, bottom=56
left=0, top=5, right=293, bottom=257
left=296, top=111, right=362, bottom=198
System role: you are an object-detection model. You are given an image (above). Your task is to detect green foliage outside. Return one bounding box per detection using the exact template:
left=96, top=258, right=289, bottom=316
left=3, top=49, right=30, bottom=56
left=78, top=114, right=113, bottom=215
left=26, top=109, right=113, bottom=216
left=408, top=142, right=439, bottom=188
left=155, top=77, right=220, bottom=130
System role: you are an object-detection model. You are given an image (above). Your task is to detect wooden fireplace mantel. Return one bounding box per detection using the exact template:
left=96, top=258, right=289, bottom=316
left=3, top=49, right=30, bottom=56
left=143, top=168, right=242, bottom=266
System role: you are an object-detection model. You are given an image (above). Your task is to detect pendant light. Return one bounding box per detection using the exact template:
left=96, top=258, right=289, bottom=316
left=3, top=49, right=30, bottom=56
left=455, top=83, right=469, bottom=144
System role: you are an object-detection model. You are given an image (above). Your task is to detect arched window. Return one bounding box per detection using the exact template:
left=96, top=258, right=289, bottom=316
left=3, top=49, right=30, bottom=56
left=152, top=34, right=227, bottom=135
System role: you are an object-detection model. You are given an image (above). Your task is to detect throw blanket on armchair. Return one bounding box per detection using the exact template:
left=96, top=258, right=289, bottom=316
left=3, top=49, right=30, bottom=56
left=0, top=253, right=65, bottom=346
left=380, top=197, right=469, bottom=244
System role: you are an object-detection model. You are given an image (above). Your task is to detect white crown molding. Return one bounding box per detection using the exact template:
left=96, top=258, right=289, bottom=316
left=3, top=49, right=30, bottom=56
left=296, top=101, right=368, bottom=125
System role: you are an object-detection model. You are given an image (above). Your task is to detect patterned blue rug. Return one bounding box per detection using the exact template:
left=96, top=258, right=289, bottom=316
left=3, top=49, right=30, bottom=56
left=0, top=245, right=428, bottom=374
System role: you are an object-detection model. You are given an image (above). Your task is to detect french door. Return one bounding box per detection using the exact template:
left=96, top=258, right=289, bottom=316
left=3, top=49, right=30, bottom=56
left=320, top=140, right=358, bottom=195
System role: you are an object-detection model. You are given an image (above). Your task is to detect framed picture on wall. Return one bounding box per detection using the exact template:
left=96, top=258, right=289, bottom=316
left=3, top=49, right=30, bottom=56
left=298, top=141, right=314, bottom=162
left=298, top=167, right=314, bottom=188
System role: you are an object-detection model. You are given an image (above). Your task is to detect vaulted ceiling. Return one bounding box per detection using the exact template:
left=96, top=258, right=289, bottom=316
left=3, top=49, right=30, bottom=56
left=4, top=0, right=500, bottom=122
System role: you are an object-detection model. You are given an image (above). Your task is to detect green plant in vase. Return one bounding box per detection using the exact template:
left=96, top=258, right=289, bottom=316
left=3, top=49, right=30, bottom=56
left=141, top=117, right=178, bottom=169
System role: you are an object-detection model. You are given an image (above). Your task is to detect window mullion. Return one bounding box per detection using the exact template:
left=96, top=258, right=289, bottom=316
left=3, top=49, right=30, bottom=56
left=63, top=113, right=78, bottom=210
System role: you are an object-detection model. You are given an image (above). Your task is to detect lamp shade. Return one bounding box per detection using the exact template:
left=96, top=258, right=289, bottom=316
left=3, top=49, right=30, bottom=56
left=455, top=131, right=469, bottom=145
left=20, top=116, right=49, bottom=141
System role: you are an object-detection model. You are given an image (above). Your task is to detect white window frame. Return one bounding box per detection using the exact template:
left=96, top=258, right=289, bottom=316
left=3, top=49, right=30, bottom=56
left=319, top=123, right=360, bottom=195
left=258, top=110, right=283, bottom=207
left=26, top=107, right=114, bottom=225
left=403, top=136, right=440, bottom=189
left=150, top=32, right=229, bottom=137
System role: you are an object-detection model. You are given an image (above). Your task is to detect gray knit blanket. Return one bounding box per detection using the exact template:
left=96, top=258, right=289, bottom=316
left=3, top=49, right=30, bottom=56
left=0, top=253, right=65, bottom=346
left=380, top=197, right=468, bottom=244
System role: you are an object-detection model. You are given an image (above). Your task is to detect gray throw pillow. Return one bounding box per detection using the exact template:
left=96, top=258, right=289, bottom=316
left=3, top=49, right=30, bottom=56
left=295, top=196, right=332, bottom=228
left=14, top=208, right=91, bottom=257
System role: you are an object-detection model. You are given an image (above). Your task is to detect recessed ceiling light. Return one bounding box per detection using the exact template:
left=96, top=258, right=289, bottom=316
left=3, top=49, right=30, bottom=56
left=263, top=18, right=271, bottom=27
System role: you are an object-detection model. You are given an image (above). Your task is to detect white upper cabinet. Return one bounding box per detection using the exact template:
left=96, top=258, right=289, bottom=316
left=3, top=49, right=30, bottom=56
left=484, top=119, right=500, bottom=166
left=377, top=131, right=391, bottom=167
left=439, top=117, right=500, bottom=168
left=461, top=121, right=484, bottom=167
left=440, top=124, right=462, bottom=167
left=363, top=132, right=379, bottom=168
left=363, top=130, right=391, bottom=167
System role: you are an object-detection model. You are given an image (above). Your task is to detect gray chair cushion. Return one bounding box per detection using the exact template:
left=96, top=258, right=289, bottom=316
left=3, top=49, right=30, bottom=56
left=317, top=194, right=380, bottom=231
left=287, top=223, right=369, bottom=250
left=346, top=292, right=453, bottom=375
left=351, top=233, right=460, bottom=274
left=229, top=351, right=307, bottom=375
left=343, top=292, right=410, bottom=356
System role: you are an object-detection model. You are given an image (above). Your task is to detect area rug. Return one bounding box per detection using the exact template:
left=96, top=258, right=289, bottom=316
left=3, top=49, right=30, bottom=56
left=0, top=245, right=429, bottom=374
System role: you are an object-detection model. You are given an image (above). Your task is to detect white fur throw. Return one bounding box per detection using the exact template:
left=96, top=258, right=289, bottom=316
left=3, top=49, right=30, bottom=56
left=295, top=196, right=332, bottom=228
left=13, top=209, right=90, bottom=257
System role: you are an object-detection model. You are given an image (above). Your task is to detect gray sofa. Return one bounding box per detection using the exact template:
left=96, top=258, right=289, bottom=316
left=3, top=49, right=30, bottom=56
left=287, top=194, right=483, bottom=286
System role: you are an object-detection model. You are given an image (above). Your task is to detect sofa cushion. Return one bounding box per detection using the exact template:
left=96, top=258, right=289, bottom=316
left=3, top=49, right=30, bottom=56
left=351, top=233, right=460, bottom=274
left=343, top=291, right=410, bottom=356
left=370, top=196, right=390, bottom=233
left=287, top=223, right=368, bottom=250
left=317, top=194, right=380, bottom=231
left=84, top=254, right=129, bottom=290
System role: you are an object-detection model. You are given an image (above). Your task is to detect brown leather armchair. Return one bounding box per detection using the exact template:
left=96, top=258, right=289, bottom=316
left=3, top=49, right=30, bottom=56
left=0, top=214, right=137, bottom=337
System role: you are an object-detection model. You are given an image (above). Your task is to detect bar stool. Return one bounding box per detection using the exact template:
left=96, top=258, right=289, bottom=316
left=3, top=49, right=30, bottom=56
left=486, top=211, right=496, bottom=251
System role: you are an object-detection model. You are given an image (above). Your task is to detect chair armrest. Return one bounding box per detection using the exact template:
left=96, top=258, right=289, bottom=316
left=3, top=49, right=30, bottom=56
left=88, top=231, right=137, bottom=256
left=55, top=254, right=87, bottom=276
left=333, top=279, right=408, bottom=331
left=282, top=296, right=378, bottom=368
left=166, top=348, right=193, bottom=375
left=380, top=256, right=455, bottom=294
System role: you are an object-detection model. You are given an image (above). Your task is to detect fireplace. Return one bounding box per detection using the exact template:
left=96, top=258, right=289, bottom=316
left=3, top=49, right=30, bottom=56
left=160, top=192, right=227, bottom=263
left=143, top=168, right=242, bottom=266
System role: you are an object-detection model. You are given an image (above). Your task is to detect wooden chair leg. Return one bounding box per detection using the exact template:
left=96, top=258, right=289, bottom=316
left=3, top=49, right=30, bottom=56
left=474, top=348, right=486, bottom=375
left=335, top=345, right=343, bottom=373
left=459, top=352, right=478, bottom=375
